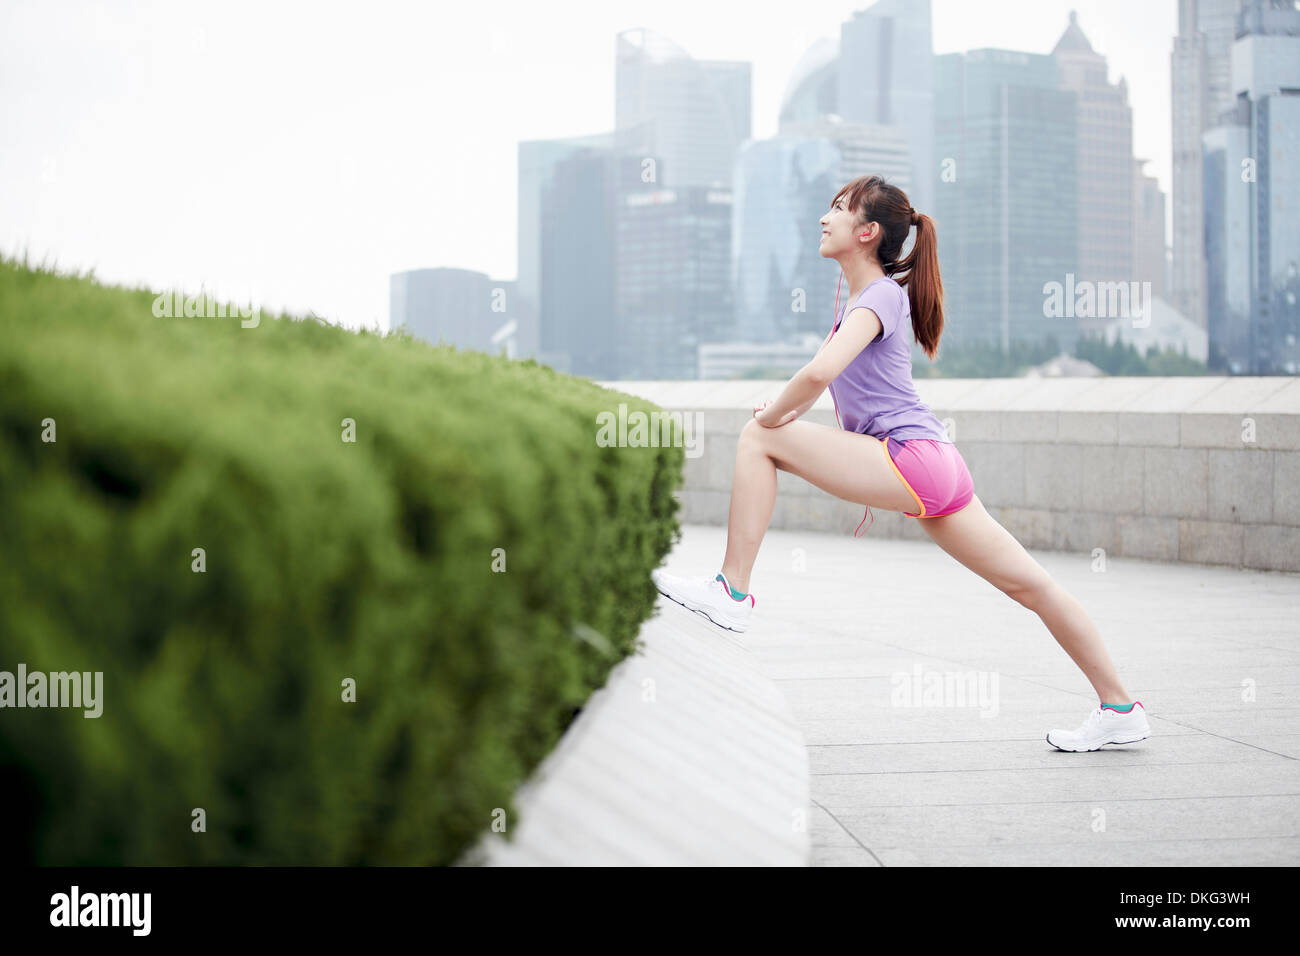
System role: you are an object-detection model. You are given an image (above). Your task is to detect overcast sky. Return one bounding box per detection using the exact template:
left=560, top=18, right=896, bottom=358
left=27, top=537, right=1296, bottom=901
left=1, top=0, right=1177, bottom=331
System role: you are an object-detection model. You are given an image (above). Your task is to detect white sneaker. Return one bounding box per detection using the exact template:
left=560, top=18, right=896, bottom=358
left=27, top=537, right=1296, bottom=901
left=1046, top=701, right=1151, bottom=752
left=651, top=568, right=755, bottom=633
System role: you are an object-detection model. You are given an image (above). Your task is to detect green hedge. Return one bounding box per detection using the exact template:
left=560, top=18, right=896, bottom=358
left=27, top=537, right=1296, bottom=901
left=0, top=257, right=683, bottom=864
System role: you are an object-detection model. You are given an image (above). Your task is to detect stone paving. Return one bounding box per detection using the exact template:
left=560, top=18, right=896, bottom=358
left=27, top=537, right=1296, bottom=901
left=659, top=522, right=1300, bottom=866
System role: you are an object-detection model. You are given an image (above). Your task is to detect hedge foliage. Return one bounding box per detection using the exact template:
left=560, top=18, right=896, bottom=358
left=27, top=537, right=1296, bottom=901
left=0, top=256, right=683, bottom=864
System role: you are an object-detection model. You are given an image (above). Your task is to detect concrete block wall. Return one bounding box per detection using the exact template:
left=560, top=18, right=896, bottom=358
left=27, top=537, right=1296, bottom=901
left=600, top=377, right=1300, bottom=573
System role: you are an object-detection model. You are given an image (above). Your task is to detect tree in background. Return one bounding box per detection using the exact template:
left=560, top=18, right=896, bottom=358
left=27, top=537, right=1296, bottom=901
left=913, top=332, right=1209, bottom=378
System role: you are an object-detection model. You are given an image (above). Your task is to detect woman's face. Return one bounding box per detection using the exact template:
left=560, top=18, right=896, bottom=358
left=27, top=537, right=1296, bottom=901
left=819, top=197, right=871, bottom=256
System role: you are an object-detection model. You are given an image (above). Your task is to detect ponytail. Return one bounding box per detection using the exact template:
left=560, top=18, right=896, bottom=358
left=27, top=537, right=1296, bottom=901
left=893, top=212, right=943, bottom=361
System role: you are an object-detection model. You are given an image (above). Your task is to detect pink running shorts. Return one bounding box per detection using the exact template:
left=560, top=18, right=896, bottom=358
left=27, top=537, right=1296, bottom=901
left=883, top=436, right=975, bottom=518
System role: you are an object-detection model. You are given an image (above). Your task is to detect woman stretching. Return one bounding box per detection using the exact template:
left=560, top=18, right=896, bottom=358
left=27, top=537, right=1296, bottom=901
left=652, top=174, right=1150, bottom=753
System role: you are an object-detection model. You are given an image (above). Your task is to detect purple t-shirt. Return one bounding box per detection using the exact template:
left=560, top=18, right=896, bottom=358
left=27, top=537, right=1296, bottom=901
left=826, top=276, right=951, bottom=444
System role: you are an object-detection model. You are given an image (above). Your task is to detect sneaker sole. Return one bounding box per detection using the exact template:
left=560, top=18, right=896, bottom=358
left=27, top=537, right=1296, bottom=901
left=1045, top=729, right=1151, bottom=752
left=654, top=586, right=749, bottom=633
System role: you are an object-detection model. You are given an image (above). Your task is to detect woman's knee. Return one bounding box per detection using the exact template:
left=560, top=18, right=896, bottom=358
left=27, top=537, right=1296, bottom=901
left=739, top=417, right=769, bottom=447
left=1006, top=577, right=1056, bottom=613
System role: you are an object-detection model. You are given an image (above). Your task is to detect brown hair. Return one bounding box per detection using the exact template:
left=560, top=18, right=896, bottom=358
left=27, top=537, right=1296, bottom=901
left=831, top=175, right=944, bottom=360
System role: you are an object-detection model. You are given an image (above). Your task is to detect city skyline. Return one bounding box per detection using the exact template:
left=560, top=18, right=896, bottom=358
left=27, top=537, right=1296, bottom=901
left=1, top=0, right=1178, bottom=333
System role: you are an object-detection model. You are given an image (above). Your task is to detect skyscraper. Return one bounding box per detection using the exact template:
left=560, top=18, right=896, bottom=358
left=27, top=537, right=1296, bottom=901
left=616, top=186, right=734, bottom=379
left=389, top=269, right=534, bottom=358
left=517, top=124, right=654, bottom=375
left=1172, top=0, right=1243, bottom=331
left=934, top=49, right=1078, bottom=352
left=835, top=0, right=936, bottom=215
left=1053, top=11, right=1135, bottom=336
left=601, top=28, right=752, bottom=380
left=517, top=125, right=652, bottom=329
left=1203, top=123, right=1253, bottom=370
left=615, top=28, right=751, bottom=189
left=537, top=147, right=658, bottom=378
left=1133, top=158, right=1169, bottom=300
left=736, top=117, right=911, bottom=345
left=777, top=37, right=840, bottom=128
left=1205, top=0, right=1300, bottom=373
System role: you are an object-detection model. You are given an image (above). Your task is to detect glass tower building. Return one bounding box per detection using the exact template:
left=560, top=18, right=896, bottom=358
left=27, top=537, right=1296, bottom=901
left=1203, top=124, right=1254, bottom=371
left=1172, top=0, right=1243, bottom=332
left=1053, top=11, right=1136, bottom=337
left=615, top=28, right=751, bottom=189
left=934, top=49, right=1079, bottom=352
left=735, top=118, right=912, bottom=346
left=834, top=0, right=936, bottom=216
left=615, top=186, right=734, bottom=379
left=389, top=269, right=533, bottom=358
left=1205, top=0, right=1300, bottom=373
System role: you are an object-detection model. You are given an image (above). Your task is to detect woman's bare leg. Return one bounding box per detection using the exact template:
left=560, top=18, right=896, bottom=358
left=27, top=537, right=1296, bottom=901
left=917, top=494, right=1133, bottom=705
left=718, top=424, right=778, bottom=594
left=712, top=416, right=1131, bottom=704
left=719, top=418, right=918, bottom=593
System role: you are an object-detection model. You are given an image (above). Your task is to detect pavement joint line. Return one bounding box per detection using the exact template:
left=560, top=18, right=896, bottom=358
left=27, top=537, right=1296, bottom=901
left=755, top=635, right=1141, bottom=705
left=1156, top=707, right=1300, bottom=713
left=1125, top=720, right=1300, bottom=760
left=810, top=759, right=1293, bottom=776
left=800, top=738, right=1206, bottom=749
left=1007, top=681, right=1300, bottom=689
left=812, top=793, right=1300, bottom=810
left=818, top=835, right=1300, bottom=850
left=811, top=797, right=885, bottom=867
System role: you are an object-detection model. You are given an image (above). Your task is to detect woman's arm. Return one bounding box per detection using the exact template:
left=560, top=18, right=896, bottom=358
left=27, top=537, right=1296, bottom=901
left=776, top=305, right=881, bottom=423
left=755, top=327, right=840, bottom=426
left=791, top=329, right=835, bottom=417
left=791, top=389, right=824, bottom=419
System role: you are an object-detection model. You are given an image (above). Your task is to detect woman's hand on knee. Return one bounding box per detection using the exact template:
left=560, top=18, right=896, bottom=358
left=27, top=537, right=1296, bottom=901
left=753, top=400, right=798, bottom=428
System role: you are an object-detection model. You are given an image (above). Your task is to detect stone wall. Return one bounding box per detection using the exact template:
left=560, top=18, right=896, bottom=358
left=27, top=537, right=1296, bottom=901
left=601, top=377, right=1300, bottom=573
